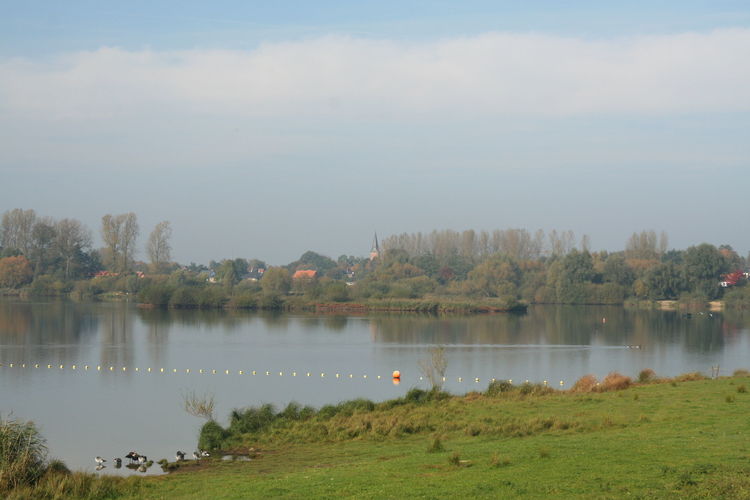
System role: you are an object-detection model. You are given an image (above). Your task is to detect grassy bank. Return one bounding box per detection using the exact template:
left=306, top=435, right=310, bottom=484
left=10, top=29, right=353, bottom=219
left=134, top=374, right=750, bottom=499
left=7, top=374, right=750, bottom=499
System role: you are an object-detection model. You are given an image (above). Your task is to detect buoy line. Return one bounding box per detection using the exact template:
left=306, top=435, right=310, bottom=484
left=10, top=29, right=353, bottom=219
left=0, top=362, right=566, bottom=387
left=0, top=363, right=565, bottom=388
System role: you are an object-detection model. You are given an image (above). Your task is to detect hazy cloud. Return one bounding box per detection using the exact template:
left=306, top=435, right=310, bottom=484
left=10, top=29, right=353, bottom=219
left=2, top=29, right=749, bottom=121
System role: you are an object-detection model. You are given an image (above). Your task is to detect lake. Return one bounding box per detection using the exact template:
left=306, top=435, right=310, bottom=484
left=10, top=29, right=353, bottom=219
left=1, top=299, right=748, bottom=474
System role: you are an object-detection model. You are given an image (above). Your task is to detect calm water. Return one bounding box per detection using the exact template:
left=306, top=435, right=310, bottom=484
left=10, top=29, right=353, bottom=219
left=1, top=299, right=749, bottom=474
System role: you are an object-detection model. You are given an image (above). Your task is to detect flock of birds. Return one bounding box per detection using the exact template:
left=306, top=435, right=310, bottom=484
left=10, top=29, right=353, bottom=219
left=94, top=450, right=210, bottom=472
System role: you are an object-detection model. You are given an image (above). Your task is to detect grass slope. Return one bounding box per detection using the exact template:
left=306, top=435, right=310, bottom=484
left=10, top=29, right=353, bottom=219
left=124, top=377, right=750, bottom=499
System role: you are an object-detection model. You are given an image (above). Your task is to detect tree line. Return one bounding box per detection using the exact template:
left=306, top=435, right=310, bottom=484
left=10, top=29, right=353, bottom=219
left=0, top=209, right=172, bottom=289
left=1, top=207, right=748, bottom=308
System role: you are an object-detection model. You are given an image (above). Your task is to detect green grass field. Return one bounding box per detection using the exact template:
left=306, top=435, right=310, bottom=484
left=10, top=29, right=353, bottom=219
left=8, top=376, right=750, bottom=499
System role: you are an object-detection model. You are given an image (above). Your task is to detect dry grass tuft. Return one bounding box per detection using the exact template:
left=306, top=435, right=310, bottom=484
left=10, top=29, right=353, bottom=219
left=601, top=372, right=632, bottom=391
left=571, top=374, right=598, bottom=393
left=674, top=372, right=706, bottom=382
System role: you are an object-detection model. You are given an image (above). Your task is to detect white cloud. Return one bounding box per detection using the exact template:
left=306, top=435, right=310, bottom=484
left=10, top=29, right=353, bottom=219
left=1, top=29, right=749, bottom=121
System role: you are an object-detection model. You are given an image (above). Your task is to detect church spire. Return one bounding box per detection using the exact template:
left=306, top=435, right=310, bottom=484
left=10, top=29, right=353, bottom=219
left=369, top=232, right=380, bottom=260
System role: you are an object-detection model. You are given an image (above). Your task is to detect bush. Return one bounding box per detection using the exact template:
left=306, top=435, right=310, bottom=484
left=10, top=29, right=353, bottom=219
left=137, top=283, right=174, bottom=306
left=638, top=369, right=657, bottom=383
left=0, top=417, right=48, bottom=492
left=198, top=420, right=229, bottom=451
left=228, top=404, right=277, bottom=435
left=169, top=286, right=199, bottom=308
left=518, top=382, right=554, bottom=396
left=485, top=379, right=514, bottom=396
left=226, top=292, right=258, bottom=309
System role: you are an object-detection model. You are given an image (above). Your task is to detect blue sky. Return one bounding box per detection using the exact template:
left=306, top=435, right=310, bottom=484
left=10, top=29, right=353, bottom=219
left=1, top=1, right=749, bottom=264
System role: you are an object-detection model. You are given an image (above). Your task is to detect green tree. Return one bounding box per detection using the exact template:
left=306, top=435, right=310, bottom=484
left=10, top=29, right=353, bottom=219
left=684, top=243, right=729, bottom=299
left=551, top=250, right=596, bottom=303
left=261, top=267, right=291, bottom=296
left=602, top=254, right=635, bottom=287
left=288, top=251, right=337, bottom=274
left=643, top=263, right=686, bottom=299
left=54, top=218, right=92, bottom=280
left=29, top=218, right=57, bottom=276
left=464, top=256, right=521, bottom=298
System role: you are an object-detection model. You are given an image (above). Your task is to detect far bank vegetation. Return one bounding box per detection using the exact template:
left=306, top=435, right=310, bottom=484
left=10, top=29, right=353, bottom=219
left=1, top=208, right=748, bottom=311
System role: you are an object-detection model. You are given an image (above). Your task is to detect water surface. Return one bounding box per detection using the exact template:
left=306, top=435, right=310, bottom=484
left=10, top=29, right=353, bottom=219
left=1, top=300, right=748, bottom=474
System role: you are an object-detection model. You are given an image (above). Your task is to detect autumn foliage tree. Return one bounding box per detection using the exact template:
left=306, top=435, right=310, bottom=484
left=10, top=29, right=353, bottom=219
left=0, top=256, right=33, bottom=288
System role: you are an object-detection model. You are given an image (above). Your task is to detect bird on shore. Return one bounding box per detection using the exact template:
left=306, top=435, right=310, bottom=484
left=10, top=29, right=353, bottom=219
left=137, top=455, right=148, bottom=465
left=125, top=451, right=140, bottom=464
left=95, top=456, right=106, bottom=465
left=200, top=450, right=210, bottom=457
left=114, top=458, right=122, bottom=468
left=193, top=451, right=201, bottom=460
left=176, top=451, right=185, bottom=461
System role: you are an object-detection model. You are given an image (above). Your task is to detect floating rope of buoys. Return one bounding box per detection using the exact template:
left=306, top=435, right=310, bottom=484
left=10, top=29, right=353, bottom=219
left=0, top=362, right=561, bottom=387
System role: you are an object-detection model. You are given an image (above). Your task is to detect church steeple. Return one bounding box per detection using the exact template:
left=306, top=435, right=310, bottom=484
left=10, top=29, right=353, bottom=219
left=369, top=232, right=380, bottom=260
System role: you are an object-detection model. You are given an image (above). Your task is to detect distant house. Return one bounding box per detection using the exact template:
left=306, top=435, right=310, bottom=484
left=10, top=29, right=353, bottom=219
left=292, top=269, right=317, bottom=280
left=720, top=270, right=746, bottom=287
left=246, top=267, right=265, bottom=281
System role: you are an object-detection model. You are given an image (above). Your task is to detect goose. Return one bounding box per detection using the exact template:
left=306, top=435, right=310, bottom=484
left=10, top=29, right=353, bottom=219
left=95, top=456, right=106, bottom=465
left=176, top=451, right=186, bottom=461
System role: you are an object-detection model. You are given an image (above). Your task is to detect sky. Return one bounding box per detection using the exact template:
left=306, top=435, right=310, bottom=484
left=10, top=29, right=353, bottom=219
left=1, top=1, right=749, bottom=265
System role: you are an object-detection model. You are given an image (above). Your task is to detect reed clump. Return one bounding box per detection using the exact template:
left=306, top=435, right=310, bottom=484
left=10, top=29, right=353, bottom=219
left=1, top=416, right=140, bottom=499
left=570, top=374, right=598, bottom=393
left=0, top=417, right=48, bottom=492
left=601, top=372, right=632, bottom=391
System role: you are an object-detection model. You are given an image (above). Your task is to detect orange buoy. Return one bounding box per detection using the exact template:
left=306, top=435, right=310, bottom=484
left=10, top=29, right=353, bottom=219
left=392, top=370, right=401, bottom=379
